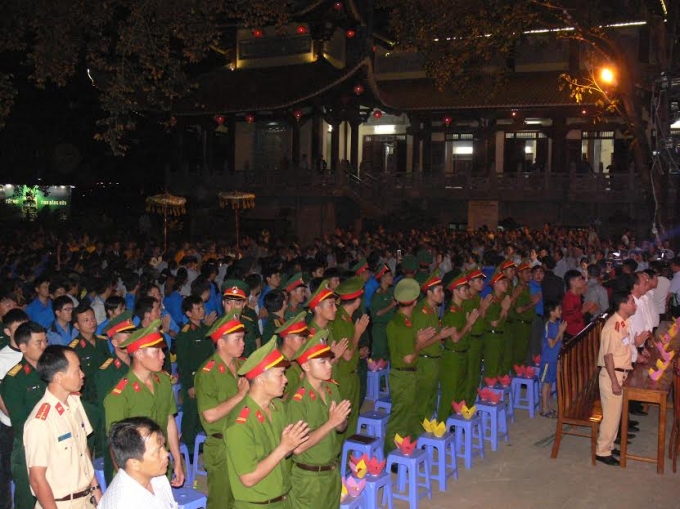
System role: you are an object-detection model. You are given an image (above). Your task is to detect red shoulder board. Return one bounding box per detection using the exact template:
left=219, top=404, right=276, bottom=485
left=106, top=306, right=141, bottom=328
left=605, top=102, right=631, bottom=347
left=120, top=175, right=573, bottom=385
left=203, top=360, right=216, bottom=372
left=450, top=305, right=458, bottom=313
left=133, top=382, right=141, bottom=393
left=292, top=387, right=305, bottom=401
left=309, top=390, right=317, bottom=401
left=405, top=319, right=412, bottom=328
left=153, top=374, right=160, bottom=383
left=112, top=377, right=128, bottom=395
left=55, top=402, right=65, bottom=415
left=255, top=410, right=265, bottom=423
left=218, top=364, right=226, bottom=374
left=35, top=402, right=50, bottom=420
left=236, top=406, right=250, bottom=424
left=80, top=339, right=86, bottom=348
left=615, top=322, right=620, bottom=332
left=23, top=363, right=31, bottom=375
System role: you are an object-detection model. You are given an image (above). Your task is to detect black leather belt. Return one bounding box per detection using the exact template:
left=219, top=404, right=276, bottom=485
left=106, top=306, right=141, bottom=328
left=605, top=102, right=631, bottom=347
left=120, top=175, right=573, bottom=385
left=211, top=433, right=224, bottom=439
left=517, top=319, right=532, bottom=325
left=393, top=367, right=417, bottom=372
left=54, top=487, right=93, bottom=502
left=294, top=462, right=337, bottom=472
left=470, top=333, right=483, bottom=338
left=488, top=330, right=503, bottom=334
left=418, top=354, right=441, bottom=359
left=250, top=495, right=288, bottom=505
left=598, top=366, right=632, bottom=373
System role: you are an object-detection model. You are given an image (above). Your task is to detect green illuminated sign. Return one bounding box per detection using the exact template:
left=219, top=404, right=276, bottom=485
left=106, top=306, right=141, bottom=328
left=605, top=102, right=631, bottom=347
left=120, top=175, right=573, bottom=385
left=2, top=184, right=71, bottom=221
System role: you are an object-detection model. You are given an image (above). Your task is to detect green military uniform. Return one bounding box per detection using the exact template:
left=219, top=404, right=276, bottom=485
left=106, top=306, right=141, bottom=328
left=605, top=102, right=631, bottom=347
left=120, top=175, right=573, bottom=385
left=176, top=321, right=214, bottom=451
left=369, top=286, right=395, bottom=362
left=508, top=284, right=532, bottom=369
left=328, top=306, right=360, bottom=439
left=385, top=279, right=421, bottom=456
left=195, top=353, right=245, bottom=509
left=1, top=361, right=46, bottom=509
left=262, top=315, right=284, bottom=346
left=275, top=313, right=310, bottom=401
left=462, top=280, right=488, bottom=404
left=439, top=299, right=469, bottom=421
left=241, top=307, right=261, bottom=358
left=284, top=303, right=303, bottom=321
left=282, top=273, right=307, bottom=322
left=482, top=291, right=507, bottom=378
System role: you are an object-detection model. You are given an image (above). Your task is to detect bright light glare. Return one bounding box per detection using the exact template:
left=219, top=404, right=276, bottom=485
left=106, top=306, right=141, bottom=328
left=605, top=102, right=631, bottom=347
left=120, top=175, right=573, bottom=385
left=600, top=68, right=615, bottom=84
left=374, top=125, right=396, bottom=134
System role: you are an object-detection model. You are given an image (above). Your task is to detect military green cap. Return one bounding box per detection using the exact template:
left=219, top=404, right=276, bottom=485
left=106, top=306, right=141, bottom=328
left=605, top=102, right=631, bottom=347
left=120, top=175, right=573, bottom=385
left=351, top=258, right=370, bottom=276
left=221, top=279, right=249, bottom=299
left=102, top=310, right=136, bottom=338
left=237, top=337, right=290, bottom=380
left=394, top=278, right=420, bottom=304
left=336, top=276, right=365, bottom=301
left=119, top=319, right=165, bottom=353
left=306, top=279, right=337, bottom=309
left=294, top=329, right=334, bottom=364
left=401, top=255, right=418, bottom=272
left=489, top=269, right=508, bottom=286
left=275, top=311, right=310, bottom=337
left=206, top=309, right=245, bottom=342
left=417, top=249, right=433, bottom=267
left=283, top=272, right=307, bottom=293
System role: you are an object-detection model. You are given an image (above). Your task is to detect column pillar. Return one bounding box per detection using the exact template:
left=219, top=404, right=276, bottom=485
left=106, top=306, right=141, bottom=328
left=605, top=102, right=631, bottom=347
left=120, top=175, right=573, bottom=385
left=422, top=116, right=432, bottom=174
left=330, top=121, right=340, bottom=173
left=350, top=121, right=360, bottom=175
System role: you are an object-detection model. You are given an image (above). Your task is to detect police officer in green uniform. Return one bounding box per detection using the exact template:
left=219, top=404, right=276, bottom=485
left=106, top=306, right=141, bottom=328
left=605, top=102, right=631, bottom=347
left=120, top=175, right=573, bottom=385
left=94, top=311, right=135, bottom=483
left=262, top=290, right=286, bottom=344
left=282, top=273, right=307, bottom=320
left=412, top=272, right=453, bottom=422
left=195, top=310, right=249, bottom=509
left=499, top=259, right=521, bottom=375
left=482, top=270, right=512, bottom=378
left=287, top=330, right=351, bottom=509
left=176, top=295, right=215, bottom=452
left=1, top=322, right=47, bottom=509
left=438, top=274, right=480, bottom=421
left=70, top=303, right=107, bottom=453
left=369, top=264, right=396, bottom=362
left=274, top=312, right=310, bottom=401
left=225, top=339, right=310, bottom=509
left=329, top=277, right=369, bottom=439
left=462, top=269, right=493, bottom=404
left=509, top=260, right=539, bottom=368
left=385, top=279, right=436, bottom=455
left=103, top=320, right=185, bottom=488
left=222, top=280, right=261, bottom=357
left=400, top=255, right=418, bottom=282
left=306, top=280, right=349, bottom=365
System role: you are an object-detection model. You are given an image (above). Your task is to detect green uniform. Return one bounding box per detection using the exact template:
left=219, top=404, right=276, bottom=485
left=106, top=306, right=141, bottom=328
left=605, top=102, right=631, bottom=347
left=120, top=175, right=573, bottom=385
left=328, top=307, right=360, bottom=439
left=241, top=308, right=261, bottom=358
left=463, top=295, right=487, bottom=404
left=225, top=395, right=292, bottom=509
left=369, top=287, right=395, bottom=361
left=482, top=297, right=507, bottom=378
left=69, top=334, right=107, bottom=453
left=284, top=303, right=303, bottom=321
left=509, top=285, right=533, bottom=369
left=414, top=270, right=429, bottom=286
left=93, top=355, right=129, bottom=483
left=287, top=379, right=343, bottom=509
left=282, top=357, right=303, bottom=402
left=262, top=315, right=284, bottom=346
left=385, top=311, right=419, bottom=455
left=412, top=300, right=442, bottom=422
left=438, top=301, right=469, bottom=421
left=1, top=360, right=46, bottom=509
left=195, top=354, right=244, bottom=509
left=176, top=321, right=214, bottom=450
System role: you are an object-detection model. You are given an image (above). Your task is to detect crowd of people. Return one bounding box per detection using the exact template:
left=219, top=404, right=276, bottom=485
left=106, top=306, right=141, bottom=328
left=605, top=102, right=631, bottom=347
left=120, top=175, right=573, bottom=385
left=0, top=222, right=677, bottom=508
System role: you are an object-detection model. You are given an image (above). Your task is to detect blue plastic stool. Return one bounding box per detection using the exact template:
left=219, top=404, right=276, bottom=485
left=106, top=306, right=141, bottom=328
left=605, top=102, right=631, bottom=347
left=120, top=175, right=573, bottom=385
left=446, top=414, right=485, bottom=469
left=341, top=435, right=384, bottom=477
left=192, top=432, right=208, bottom=481
left=417, top=432, right=458, bottom=492
left=487, top=384, right=514, bottom=422
left=511, top=376, right=537, bottom=418
left=366, top=369, right=390, bottom=402
left=386, top=449, right=432, bottom=509
left=475, top=401, right=510, bottom=452
left=362, top=470, right=393, bottom=509
left=340, top=495, right=363, bottom=509
left=374, top=397, right=392, bottom=414
left=357, top=411, right=389, bottom=439
left=93, top=457, right=107, bottom=492
left=173, top=486, right=207, bottom=509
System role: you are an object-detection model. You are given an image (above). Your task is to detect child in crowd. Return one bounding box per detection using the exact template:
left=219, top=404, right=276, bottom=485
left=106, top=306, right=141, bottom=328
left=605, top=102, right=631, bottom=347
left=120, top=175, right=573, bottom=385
left=540, top=301, right=567, bottom=417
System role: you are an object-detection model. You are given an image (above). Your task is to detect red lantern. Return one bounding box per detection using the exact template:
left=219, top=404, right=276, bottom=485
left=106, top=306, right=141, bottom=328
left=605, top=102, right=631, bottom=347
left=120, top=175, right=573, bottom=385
left=245, top=113, right=255, bottom=123
left=293, top=110, right=303, bottom=120
left=296, top=25, right=308, bottom=35
left=252, top=28, right=263, bottom=38
left=346, top=29, right=356, bottom=38
left=353, top=84, right=364, bottom=95
left=214, top=115, right=225, bottom=125
left=443, top=115, right=452, bottom=126
left=333, top=2, right=344, bottom=11
left=373, top=110, right=383, bottom=119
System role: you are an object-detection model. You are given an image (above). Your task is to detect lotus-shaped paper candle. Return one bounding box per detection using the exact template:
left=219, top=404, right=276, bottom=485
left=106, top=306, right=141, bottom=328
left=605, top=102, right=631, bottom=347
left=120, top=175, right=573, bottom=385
left=656, top=342, right=676, bottom=362
left=460, top=405, right=477, bottom=419
left=341, top=480, right=348, bottom=502
left=484, top=376, right=497, bottom=387
left=533, top=354, right=541, bottom=366
left=366, top=456, right=386, bottom=476
left=348, top=455, right=367, bottom=478
left=477, top=387, right=502, bottom=403
left=394, top=434, right=417, bottom=455
left=648, top=366, right=664, bottom=382
left=499, top=374, right=512, bottom=387
left=661, top=333, right=671, bottom=345
left=422, top=418, right=446, bottom=437
left=669, top=323, right=677, bottom=337
left=342, top=476, right=366, bottom=498
left=656, top=358, right=671, bottom=372
left=367, top=358, right=388, bottom=372
left=451, top=400, right=467, bottom=415
left=514, top=364, right=526, bottom=376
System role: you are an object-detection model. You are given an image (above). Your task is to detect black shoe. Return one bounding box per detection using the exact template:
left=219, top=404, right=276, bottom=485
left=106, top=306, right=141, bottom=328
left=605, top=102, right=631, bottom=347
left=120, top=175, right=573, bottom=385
left=629, top=408, right=648, bottom=416
left=628, top=420, right=639, bottom=427
left=596, top=455, right=620, bottom=466
left=614, top=434, right=635, bottom=445
left=628, top=425, right=640, bottom=433
left=611, top=448, right=620, bottom=456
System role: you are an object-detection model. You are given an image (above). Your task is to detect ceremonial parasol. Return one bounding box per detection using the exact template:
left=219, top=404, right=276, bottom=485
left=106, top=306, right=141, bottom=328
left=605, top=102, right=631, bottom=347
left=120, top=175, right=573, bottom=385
left=218, top=191, right=255, bottom=246
left=146, top=192, right=187, bottom=251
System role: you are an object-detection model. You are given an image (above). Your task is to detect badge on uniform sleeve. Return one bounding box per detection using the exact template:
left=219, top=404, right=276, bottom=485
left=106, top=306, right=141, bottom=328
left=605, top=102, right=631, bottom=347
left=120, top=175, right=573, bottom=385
left=112, top=378, right=128, bottom=395
left=23, top=364, right=31, bottom=375
left=255, top=410, right=265, bottom=423
left=236, top=406, right=250, bottom=424
left=292, top=387, right=305, bottom=402
left=203, top=360, right=216, bottom=372
left=405, top=319, right=412, bottom=328
left=35, top=403, right=50, bottom=420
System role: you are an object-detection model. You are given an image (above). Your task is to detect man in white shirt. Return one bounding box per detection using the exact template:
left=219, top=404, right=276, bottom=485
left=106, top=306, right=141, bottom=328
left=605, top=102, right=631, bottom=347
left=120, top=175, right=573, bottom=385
left=646, top=267, right=670, bottom=327
left=628, top=273, right=653, bottom=365
left=98, top=416, right=177, bottom=509
left=668, top=258, right=680, bottom=317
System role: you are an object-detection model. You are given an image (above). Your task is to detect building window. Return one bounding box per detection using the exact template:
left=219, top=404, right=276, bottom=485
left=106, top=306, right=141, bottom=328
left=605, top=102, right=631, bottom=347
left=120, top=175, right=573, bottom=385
left=582, top=131, right=615, bottom=173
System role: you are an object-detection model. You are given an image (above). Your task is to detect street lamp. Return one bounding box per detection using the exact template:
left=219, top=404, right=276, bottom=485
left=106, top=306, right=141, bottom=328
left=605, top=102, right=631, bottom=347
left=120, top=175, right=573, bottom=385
left=599, top=67, right=615, bottom=85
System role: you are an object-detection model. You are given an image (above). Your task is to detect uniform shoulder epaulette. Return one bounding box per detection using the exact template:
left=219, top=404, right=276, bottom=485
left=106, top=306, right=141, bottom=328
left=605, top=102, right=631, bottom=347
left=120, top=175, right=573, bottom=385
left=161, top=370, right=172, bottom=378
left=97, top=334, right=108, bottom=341
left=328, top=378, right=339, bottom=385
left=181, top=324, right=191, bottom=333
left=202, top=359, right=216, bottom=372
left=241, top=314, right=253, bottom=322
left=100, top=358, right=114, bottom=370
left=292, top=387, right=306, bottom=401
left=236, top=406, right=250, bottom=424
left=69, top=338, right=79, bottom=348
left=111, top=378, right=128, bottom=395
left=7, top=363, right=22, bottom=377
left=35, top=402, right=50, bottom=420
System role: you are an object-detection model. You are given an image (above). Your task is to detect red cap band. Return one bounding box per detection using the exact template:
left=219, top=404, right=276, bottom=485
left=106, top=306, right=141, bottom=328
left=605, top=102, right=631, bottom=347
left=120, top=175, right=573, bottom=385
left=126, top=331, right=165, bottom=354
